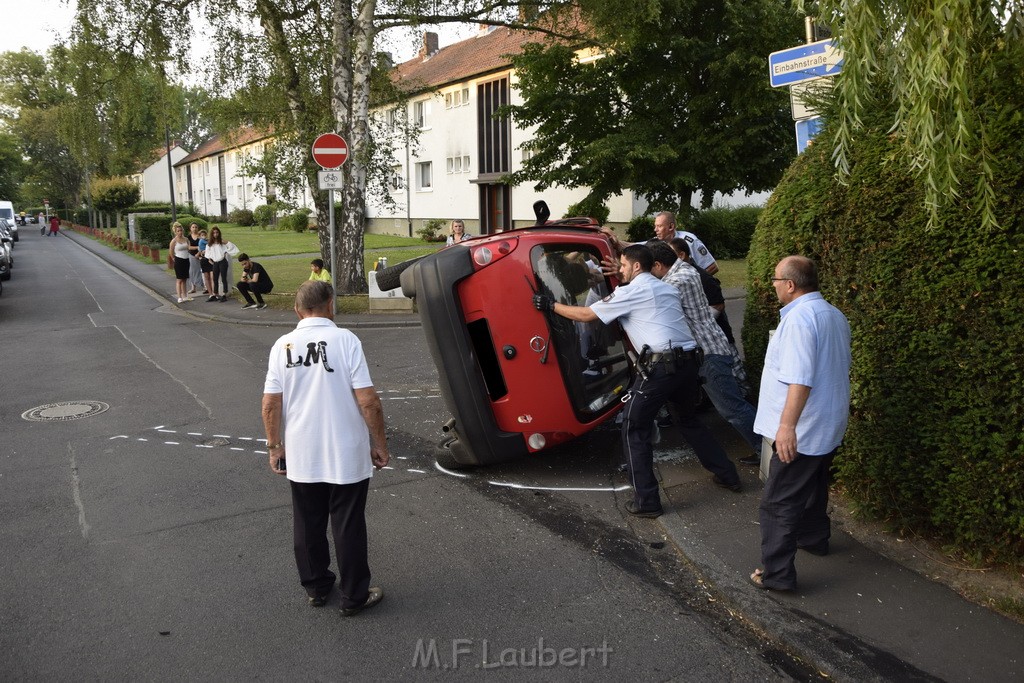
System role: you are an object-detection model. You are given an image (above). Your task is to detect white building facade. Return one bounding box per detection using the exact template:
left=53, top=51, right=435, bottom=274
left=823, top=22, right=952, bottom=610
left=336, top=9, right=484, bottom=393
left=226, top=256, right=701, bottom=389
left=173, top=128, right=315, bottom=219
left=366, top=27, right=647, bottom=237
left=128, top=145, right=189, bottom=203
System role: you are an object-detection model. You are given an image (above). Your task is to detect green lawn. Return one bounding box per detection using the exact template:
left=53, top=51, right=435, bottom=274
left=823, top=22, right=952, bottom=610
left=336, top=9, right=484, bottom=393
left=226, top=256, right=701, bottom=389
left=215, top=224, right=435, bottom=258
left=714, top=259, right=748, bottom=289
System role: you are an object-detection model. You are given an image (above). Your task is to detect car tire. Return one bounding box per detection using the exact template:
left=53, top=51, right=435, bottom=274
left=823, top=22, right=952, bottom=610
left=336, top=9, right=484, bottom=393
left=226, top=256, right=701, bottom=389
left=375, top=256, right=423, bottom=292
left=435, top=434, right=474, bottom=470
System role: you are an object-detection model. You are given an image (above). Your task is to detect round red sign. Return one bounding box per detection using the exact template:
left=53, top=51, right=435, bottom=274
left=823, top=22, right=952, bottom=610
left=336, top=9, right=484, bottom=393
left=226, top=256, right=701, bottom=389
left=311, top=133, right=349, bottom=168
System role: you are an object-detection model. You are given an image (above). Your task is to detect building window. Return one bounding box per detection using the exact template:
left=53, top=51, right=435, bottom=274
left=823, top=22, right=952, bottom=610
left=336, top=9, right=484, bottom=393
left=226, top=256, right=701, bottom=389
left=416, top=161, right=432, bottom=190
left=414, top=100, right=429, bottom=128
left=477, top=77, right=511, bottom=175
left=228, top=185, right=234, bottom=196
left=390, top=166, right=403, bottom=192
left=461, top=87, right=470, bottom=105
left=463, top=155, right=470, bottom=172
left=204, top=160, right=210, bottom=175
left=445, top=93, right=453, bottom=109
left=446, top=157, right=454, bottom=174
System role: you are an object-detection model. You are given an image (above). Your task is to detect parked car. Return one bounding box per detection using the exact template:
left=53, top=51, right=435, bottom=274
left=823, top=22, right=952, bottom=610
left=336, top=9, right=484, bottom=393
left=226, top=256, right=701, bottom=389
left=0, top=220, right=13, bottom=281
left=379, top=202, right=633, bottom=469
left=5, top=215, right=17, bottom=242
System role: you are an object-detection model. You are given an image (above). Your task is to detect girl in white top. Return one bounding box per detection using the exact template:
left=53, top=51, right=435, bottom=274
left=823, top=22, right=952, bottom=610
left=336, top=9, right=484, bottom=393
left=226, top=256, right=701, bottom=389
left=204, top=226, right=238, bottom=302
left=169, top=223, right=192, bottom=303
left=445, top=220, right=469, bottom=246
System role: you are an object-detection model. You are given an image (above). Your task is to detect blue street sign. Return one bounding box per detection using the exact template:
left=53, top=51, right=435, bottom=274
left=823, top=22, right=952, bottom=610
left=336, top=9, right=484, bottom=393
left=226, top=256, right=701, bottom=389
left=795, top=117, right=824, bottom=154
left=769, top=39, right=843, bottom=88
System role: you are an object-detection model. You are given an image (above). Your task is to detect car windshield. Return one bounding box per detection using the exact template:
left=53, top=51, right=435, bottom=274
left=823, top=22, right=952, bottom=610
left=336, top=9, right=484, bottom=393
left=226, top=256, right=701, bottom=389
left=0, top=209, right=13, bottom=220
left=531, top=243, right=631, bottom=418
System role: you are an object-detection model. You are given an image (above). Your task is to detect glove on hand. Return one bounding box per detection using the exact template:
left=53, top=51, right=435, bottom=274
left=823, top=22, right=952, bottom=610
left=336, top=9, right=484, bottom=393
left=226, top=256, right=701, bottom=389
left=533, top=294, right=555, bottom=312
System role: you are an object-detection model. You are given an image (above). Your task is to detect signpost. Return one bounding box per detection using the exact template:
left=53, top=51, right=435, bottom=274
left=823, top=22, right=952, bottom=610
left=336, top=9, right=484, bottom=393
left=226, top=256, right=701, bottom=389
left=768, top=39, right=843, bottom=88
left=795, top=117, right=824, bottom=154
left=311, top=133, right=349, bottom=315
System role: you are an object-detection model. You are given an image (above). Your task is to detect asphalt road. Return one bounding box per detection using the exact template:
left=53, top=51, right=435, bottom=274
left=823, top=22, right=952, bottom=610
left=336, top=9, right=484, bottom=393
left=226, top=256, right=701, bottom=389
left=0, top=230, right=811, bottom=680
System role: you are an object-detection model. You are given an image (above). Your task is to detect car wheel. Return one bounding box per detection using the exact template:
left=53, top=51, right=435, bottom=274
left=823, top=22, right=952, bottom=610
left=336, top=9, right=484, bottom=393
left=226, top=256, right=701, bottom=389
left=435, top=434, right=474, bottom=470
left=375, top=256, right=423, bottom=292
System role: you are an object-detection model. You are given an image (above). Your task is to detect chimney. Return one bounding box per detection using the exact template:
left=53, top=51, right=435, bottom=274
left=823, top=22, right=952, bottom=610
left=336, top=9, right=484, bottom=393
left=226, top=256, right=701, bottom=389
left=419, top=31, right=439, bottom=58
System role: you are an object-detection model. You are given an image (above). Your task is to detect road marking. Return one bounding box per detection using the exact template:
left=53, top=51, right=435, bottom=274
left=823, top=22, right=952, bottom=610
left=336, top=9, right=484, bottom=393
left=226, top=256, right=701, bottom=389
left=188, top=432, right=203, bottom=436
left=158, top=429, right=177, bottom=433
left=109, top=435, right=128, bottom=440
left=164, top=441, right=180, bottom=445
left=408, top=469, right=426, bottom=474
left=69, top=444, right=91, bottom=540
left=433, top=461, right=629, bottom=492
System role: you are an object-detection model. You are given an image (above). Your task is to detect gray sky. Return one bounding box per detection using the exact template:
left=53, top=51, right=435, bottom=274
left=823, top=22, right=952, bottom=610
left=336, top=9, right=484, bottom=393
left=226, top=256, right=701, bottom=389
left=0, top=0, right=475, bottom=65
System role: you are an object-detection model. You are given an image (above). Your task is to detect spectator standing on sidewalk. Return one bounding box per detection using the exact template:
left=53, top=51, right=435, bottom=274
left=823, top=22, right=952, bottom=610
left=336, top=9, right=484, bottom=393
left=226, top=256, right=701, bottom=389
left=261, top=280, right=389, bottom=614
left=203, top=226, right=238, bottom=302
left=197, top=229, right=215, bottom=297
left=169, top=222, right=192, bottom=303
left=647, top=241, right=760, bottom=461
left=749, top=256, right=851, bottom=592
left=49, top=215, right=60, bottom=236
left=186, top=223, right=206, bottom=295
left=237, top=253, right=273, bottom=309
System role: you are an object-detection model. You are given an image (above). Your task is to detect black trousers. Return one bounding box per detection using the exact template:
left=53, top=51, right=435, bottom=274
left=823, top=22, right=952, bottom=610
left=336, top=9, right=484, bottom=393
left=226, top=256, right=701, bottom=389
left=758, top=449, right=835, bottom=590
left=290, top=479, right=371, bottom=609
left=212, top=260, right=230, bottom=296
left=237, top=279, right=271, bottom=304
left=621, top=358, right=740, bottom=511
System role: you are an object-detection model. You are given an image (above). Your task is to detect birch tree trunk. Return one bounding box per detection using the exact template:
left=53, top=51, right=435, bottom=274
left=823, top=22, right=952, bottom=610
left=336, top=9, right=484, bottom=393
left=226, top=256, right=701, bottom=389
left=331, top=0, right=376, bottom=294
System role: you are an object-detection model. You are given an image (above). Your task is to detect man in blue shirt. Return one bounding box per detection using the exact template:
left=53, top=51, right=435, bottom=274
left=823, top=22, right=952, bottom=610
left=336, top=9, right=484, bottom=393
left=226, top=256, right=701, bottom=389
left=750, top=256, right=851, bottom=591
left=533, top=245, right=741, bottom=518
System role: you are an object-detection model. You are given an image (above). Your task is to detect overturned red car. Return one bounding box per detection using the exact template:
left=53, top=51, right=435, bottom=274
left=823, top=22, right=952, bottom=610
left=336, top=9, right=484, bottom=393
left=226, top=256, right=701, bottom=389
left=379, top=204, right=633, bottom=468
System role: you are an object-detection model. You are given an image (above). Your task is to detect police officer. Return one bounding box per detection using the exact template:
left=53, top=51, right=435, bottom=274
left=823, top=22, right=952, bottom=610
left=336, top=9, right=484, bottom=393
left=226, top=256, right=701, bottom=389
left=533, top=244, right=742, bottom=518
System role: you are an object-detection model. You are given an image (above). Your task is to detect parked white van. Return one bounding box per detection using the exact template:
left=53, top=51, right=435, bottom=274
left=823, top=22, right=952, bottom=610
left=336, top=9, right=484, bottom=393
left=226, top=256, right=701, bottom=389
left=0, top=200, right=14, bottom=223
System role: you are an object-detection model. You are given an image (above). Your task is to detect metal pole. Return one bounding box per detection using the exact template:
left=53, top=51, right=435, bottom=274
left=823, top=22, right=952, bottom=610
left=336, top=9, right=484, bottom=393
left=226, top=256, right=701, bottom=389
left=805, top=16, right=815, bottom=44
left=166, top=123, right=177, bottom=223
left=329, top=188, right=337, bottom=317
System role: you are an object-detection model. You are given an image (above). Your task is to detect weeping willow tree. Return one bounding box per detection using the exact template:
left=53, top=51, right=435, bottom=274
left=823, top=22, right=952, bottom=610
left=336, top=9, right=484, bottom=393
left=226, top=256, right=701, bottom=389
left=802, top=0, right=1024, bottom=229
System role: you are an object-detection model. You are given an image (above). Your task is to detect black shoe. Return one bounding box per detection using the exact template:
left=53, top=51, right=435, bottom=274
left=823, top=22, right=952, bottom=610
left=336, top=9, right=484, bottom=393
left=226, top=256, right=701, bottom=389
left=713, top=475, right=743, bottom=493
left=256, top=303, right=268, bottom=310
left=341, top=586, right=384, bottom=617
left=656, top=414, right=673, bottom=428
left=739, top=453, right=761, bottom=466
left=625, top=501, right=664, bottom=518
left=241, top=303, right=256, bottom=309
left=207, top=295, right=218, bottom=302
left=219, top=296, right=227, bottom=302
left=308, top=594, right=328, bottom=607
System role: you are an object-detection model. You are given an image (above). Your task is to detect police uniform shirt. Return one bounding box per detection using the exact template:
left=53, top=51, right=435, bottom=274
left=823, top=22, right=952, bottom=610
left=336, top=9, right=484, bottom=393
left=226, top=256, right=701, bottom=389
left=589, top=272, right=697, bottom=352
left=264, top=318, right=374, bottom=484
left=654, top=230, right=716, bottom=271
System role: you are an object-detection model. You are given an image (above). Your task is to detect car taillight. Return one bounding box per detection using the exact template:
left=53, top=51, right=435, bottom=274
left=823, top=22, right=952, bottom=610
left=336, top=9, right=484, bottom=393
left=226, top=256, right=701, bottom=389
left=470, top=238, right=517, bottom=269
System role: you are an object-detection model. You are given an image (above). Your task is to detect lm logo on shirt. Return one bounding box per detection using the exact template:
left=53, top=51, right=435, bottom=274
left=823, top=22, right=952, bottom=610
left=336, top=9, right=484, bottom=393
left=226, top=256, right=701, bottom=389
left=285, top=341, right=335, bottom=372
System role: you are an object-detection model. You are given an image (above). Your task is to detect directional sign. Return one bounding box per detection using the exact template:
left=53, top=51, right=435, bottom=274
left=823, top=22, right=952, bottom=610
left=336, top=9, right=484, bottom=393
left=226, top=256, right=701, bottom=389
left=795, top=117, right=824, bottom=154
left=311, top=133, right=349, bottom=169
left=769, top=39, right=843, bottom=88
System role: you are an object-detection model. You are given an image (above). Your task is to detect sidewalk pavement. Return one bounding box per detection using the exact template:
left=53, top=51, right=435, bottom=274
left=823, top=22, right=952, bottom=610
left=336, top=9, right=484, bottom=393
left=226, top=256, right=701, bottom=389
left=650, top=419, right=1024, bottom=682
left=62, top=228, right=421, bottom=329
left=67, top=228, right=1022, bottom=681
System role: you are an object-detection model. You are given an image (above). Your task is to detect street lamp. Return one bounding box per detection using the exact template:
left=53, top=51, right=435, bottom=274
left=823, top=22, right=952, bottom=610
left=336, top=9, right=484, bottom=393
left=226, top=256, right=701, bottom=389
left=161, top=60, right=178, bottom=224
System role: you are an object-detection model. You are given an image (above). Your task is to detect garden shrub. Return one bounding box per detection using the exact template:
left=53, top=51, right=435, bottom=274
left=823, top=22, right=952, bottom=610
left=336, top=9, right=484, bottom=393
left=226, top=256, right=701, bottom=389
left=625, top=214, right=654, bottom=242
left=416, top=218, right=447, bottom=242
left=743, top=51, right=1024, bottom=564
left=694, top=205, right=761, bottom=259
left=253, top=203, right=280, bottom=229
left=228, top=208, right=255, bottom=226
left=564, top=199, right=610, bottom=225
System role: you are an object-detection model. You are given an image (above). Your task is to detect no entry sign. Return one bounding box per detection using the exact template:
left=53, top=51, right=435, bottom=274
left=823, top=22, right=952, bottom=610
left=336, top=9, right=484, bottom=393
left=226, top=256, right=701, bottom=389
left=311, top=133, right=349, bottom=168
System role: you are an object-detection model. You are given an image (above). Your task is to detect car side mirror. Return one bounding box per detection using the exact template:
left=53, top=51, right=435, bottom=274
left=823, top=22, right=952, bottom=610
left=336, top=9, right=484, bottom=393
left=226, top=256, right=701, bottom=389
left=533, top=200, right=551, bottom=224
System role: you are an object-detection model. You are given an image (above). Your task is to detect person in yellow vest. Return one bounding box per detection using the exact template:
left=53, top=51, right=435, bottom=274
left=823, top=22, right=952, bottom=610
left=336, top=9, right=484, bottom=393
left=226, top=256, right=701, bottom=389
left=308, top=259, right=331, bottom=282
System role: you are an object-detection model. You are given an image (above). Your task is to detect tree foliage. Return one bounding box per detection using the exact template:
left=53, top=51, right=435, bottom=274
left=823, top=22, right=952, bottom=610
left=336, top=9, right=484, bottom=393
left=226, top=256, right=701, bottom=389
left=801, top=0, right=1024, bottom=229
left=91, top=176, right=141, bottom=214
left=505, top=0, right=802, bottom=213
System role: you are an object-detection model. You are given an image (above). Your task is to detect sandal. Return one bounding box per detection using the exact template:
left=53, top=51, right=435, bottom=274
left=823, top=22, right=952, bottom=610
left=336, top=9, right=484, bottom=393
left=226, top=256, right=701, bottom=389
left=748, top=568, right=792, bottom=592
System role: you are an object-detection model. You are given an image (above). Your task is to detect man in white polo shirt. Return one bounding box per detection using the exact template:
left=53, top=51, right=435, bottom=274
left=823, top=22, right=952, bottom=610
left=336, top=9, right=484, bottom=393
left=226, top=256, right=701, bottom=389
left=262, top=280, right=390, bottom=615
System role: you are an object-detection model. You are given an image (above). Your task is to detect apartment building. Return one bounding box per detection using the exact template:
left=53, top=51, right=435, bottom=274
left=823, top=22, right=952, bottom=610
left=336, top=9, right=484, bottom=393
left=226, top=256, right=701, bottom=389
left=127, top=144, right=190, bottom=203
left=367, top=26, right=646, bottom=236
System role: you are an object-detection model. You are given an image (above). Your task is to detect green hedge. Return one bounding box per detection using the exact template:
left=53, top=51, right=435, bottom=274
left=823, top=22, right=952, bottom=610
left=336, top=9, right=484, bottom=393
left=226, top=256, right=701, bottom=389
left=134, top=214, right=207, bottom=247
left=693, top=205, right=761, bottom=259
left=743, top=55, right=1024, bottom=564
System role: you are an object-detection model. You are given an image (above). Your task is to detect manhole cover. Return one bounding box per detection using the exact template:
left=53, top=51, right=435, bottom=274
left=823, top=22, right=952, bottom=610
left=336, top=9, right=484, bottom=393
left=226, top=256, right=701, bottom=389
left=22, top=401, right=111, bottom=422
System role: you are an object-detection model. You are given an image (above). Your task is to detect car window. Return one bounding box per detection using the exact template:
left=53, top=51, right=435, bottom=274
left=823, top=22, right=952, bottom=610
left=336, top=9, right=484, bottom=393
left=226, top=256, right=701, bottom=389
left=531, top=244, right=631, bottom=417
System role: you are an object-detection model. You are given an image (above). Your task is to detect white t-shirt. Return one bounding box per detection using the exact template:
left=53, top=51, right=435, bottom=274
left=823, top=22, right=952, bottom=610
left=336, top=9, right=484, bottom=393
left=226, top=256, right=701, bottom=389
left=648, top=231, right=716, bottom=271
left=264, top=318, right=374, bottom=484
